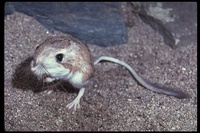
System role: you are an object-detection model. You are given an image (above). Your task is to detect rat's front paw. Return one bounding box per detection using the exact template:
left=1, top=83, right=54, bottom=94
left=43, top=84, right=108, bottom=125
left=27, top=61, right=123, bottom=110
left=42, top=89, right=53, bottom=96
left=44, top=77, right=56, bottom=83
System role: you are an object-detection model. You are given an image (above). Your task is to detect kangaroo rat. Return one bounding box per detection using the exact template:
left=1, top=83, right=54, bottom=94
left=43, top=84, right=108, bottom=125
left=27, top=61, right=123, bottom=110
left=30, top=36, right=190, bottom=110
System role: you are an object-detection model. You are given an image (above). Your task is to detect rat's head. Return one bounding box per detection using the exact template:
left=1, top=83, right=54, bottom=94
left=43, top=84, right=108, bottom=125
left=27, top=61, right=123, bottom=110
left=30, top=36, right=79, bottom=81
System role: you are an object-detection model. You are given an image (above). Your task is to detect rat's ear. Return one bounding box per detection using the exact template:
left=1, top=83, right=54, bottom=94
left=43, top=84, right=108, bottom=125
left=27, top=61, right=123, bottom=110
left=35, top=45, right=39, bottom=50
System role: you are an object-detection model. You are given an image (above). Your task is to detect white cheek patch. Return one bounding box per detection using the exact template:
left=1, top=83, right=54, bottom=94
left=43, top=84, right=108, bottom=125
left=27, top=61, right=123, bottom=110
left=43, top=56, right=70, bottom=78
left=36, top=49, right=71, bottom=79
left=32, top=47, right=79, bottom=80
left=47, top=66, right=70, bottom=79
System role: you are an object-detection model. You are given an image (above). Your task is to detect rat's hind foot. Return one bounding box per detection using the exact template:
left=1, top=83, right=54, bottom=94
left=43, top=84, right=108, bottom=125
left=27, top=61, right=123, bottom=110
left=66, top=87, right=85, bottom=110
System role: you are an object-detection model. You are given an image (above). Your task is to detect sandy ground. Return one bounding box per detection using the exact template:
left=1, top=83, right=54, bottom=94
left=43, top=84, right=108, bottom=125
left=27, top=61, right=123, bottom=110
left=4, top=11, right=197, bottom=131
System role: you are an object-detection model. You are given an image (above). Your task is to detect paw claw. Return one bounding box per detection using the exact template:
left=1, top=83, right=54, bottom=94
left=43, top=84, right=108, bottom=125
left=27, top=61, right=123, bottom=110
left=67, top=100, right=80, bottom=111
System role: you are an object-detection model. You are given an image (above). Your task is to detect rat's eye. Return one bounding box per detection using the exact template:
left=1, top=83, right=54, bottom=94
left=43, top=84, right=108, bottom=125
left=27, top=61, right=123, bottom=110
left=56, top=53, right=64, bottom=62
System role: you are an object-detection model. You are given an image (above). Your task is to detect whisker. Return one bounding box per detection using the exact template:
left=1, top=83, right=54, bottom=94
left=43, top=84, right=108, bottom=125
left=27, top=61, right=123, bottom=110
left=55, top=80, right=67, bottom=93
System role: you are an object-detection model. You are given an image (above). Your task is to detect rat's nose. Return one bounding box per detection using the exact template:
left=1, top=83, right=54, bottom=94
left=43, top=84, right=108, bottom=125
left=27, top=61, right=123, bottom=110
left=31, top=58, right=38, bottom=68
left=32, top=59, right=36, bottom=67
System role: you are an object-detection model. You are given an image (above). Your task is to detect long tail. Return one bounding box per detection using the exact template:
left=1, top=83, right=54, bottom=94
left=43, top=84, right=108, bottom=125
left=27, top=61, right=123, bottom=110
left=94, top=56, right=190, bottom=99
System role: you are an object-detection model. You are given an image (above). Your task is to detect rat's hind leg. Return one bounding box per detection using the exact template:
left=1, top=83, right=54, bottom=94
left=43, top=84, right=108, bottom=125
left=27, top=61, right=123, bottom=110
left=66, top=87, right=85, bottom=110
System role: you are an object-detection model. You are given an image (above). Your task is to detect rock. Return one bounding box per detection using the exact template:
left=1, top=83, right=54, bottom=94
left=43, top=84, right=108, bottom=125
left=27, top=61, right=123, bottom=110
left=138, top=2, right=197, bottom=48
left=5, top=2, right=128, bottom=47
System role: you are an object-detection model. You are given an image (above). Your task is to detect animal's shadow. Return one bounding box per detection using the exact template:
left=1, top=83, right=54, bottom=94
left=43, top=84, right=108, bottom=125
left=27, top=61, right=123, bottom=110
left=11, top=57, right=78, bottom=94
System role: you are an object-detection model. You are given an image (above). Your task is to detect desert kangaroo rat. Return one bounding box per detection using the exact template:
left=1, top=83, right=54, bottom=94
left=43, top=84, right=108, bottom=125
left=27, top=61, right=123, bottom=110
left=30, top=36, right=190, bottom=110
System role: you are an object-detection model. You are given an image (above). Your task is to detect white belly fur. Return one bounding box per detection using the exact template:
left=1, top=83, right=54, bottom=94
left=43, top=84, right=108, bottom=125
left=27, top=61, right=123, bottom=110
left=68, top=71, right=84, bottom=88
